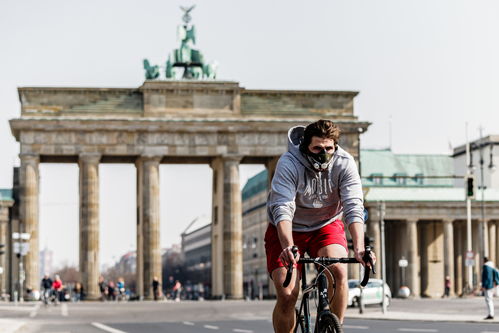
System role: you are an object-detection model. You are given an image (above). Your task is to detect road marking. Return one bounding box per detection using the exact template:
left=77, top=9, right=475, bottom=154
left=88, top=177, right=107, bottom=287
left=233, top=329, right=253, bottom=333
left=29, top=303, right=40, bottom=318
left=204, top=325, right=219, bottom=330
left=344, top=325, right=369, bottom=329
left=92, top=322, right=128, bottom=333
left=183, top=321, right=195, bottom=325
left=61, top=303, right=68, bottom=317
left=398, top=329, right=438, bottom=332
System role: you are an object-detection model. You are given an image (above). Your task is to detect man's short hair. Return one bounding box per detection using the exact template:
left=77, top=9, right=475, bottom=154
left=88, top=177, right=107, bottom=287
left=302, top=119, right=341, bottom=148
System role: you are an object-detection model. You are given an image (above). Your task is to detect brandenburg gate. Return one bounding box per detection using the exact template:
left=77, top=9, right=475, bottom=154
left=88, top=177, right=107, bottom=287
left=9, top=80, right=368, bottom=299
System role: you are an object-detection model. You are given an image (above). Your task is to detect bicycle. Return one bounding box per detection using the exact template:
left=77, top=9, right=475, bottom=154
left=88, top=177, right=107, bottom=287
left=283, top=246, right=375, bottom=333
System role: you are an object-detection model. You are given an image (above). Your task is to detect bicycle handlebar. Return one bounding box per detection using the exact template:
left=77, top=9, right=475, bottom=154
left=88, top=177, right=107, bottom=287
left=282, top=246, right=376, bottom=288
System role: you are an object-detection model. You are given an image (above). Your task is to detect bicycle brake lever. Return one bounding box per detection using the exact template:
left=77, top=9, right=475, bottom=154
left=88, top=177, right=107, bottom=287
left=283, top=246, right=299, bottom=288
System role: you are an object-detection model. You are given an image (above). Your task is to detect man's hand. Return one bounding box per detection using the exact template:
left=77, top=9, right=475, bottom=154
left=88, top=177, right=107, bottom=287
left=279, top=245, right=300, bottom=266
left=354, top=248, right=377, bottom=268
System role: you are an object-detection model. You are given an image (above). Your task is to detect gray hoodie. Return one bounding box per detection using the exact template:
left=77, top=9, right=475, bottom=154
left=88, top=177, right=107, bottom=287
left=267, top=125, right=364, bottom=232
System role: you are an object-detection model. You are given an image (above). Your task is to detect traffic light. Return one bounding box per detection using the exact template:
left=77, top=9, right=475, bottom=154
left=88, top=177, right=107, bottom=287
left=465, top=175, right=475, bottom=199
left=0, top=244, right=4, bottom=255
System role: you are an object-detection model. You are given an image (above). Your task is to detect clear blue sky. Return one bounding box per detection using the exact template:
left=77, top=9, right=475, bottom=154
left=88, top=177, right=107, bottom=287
left=1, top=0, right=499, bottom=268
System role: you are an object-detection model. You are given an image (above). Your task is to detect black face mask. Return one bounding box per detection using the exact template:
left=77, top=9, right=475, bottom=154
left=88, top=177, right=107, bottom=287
left=304, top=148, right=334, bottom=171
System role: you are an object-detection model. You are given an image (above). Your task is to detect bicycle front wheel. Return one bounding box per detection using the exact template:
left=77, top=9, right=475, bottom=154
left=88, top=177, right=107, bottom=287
left=317, top=312, right=342, bottom=333
left=294, top=308, right=306, bottom=333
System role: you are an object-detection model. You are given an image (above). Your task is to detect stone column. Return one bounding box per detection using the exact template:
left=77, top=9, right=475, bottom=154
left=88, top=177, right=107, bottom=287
left=406, top=219, right=420, bottom=297
left=366, top=208, right=381, bottom=273
left=442, top=219, right=455, bottom=296
left=136, top=156, right=162, bottom=300
left=79, top=153, right=101, bottom=300
left=0, top=205, right=9, bottom=294
left=19, top=154, right=39, bottom=296
left=488, top=220, right=496, bottom=264
left=210, top=158, right=224, bottom=297
left=223, top=156, right=243, bottom=299
left=455, top=221, right=463, bottom=295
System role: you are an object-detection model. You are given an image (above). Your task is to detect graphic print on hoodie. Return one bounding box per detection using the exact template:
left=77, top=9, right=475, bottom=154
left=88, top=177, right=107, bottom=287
left=267, top=125, right=364, bottom=232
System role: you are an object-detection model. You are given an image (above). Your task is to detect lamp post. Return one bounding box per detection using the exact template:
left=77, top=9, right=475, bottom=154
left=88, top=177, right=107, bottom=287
left=469, top=128, right=496, bottom=267
left=12, top=232, right=30, bottom=302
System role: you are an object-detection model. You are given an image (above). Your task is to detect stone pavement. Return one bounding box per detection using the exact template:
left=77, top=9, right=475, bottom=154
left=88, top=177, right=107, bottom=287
left=345, top=296, right=499, bottom=323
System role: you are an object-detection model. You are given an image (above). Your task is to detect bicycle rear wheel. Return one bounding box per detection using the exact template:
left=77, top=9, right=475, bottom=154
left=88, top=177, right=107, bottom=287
left=317, top=312, right=342, bottom=333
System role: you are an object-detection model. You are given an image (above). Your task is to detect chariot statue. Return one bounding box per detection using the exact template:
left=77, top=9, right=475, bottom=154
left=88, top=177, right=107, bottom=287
left=143, top=5, right=218, bottom=80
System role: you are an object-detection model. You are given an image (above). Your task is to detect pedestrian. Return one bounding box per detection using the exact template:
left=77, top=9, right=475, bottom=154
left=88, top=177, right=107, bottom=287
left=98, top=276, right=107, bottom=301
left=481, top=257, right=499, bottom=320
left=40, top=274, right=53, bottom=304
left=52, top=275, right=63, bottom=304
left=107, top=281, right=116, bottom=301
left=73, top=282, right=82, bottom=302
left=443, top=276, right=451, bottom=298
left=172, top=280, right=181, bottom=301
left=152, top=276, right=160, bottom=301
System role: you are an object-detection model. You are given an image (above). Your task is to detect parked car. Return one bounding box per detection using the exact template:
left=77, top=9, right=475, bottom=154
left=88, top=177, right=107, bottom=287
left=348, top=279, right=391, bottom=308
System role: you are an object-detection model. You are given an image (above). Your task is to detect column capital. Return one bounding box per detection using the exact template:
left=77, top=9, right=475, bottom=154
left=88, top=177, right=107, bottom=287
left=222, top=155, right=243, bottom=164
left=406, top=218, right=419, bottom=224
left=19, top=153, right=39, bottom=165
left=78, top=153, right=101, bottom=164
left=442, top=219, right=454, bottom=225
left=136, top=155, right=162, bottom=165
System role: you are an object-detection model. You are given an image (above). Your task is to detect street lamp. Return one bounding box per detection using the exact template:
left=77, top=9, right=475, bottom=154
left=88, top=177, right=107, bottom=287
left=468, top=128, right=496, bottom=264
left=12, top=232, right=30, bottom=302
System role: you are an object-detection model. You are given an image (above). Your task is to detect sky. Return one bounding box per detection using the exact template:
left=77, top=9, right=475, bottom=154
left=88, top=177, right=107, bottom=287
left=1, top=0, right=499, bottom=268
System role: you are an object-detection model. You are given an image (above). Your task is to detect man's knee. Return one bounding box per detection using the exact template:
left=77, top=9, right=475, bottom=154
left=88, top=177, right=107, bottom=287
left=331, top=264, right=348, bottom=286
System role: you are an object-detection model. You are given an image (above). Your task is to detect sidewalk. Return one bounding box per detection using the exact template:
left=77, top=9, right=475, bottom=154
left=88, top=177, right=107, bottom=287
left=345, top=296, right=499, bottom=323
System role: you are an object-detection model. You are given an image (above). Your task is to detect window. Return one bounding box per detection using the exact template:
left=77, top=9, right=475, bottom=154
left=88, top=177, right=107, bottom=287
left=414, top=173, right=424, bottom=185
left=369, top=173, right=383, bottom=185
left=393, top=173, right=407, bottom=185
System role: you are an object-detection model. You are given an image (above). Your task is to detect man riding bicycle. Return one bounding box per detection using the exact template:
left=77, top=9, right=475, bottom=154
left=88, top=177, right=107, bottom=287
left=265, top=119, right=375, bottom=332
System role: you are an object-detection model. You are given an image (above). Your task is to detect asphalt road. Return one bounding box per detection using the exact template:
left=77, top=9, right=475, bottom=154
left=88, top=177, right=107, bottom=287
left=3, top=300, right=498, bottom=333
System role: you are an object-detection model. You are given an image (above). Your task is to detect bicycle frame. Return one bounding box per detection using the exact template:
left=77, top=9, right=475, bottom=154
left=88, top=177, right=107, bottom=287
left=295, top=262, right=337, bottom=333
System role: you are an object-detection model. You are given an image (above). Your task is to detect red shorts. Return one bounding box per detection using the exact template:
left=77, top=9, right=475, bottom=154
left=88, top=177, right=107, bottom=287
left=264, top=220, right=347, bottom=275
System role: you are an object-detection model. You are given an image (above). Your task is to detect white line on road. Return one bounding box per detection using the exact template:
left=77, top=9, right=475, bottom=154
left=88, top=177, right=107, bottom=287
left=204, top=325, right=220, bottom=330
left=92, top=322, right=128, bottom=333
left=398, top=329, right=438, bottom=332
left=233, top=329, right=253, bottom=333
left=29, top=303, right=40, bottom=318
left=343, top=325, right=369, bottom=329
left=61, top=303, right=68, bottom=317
left=183, top=321, right=195, bottom=325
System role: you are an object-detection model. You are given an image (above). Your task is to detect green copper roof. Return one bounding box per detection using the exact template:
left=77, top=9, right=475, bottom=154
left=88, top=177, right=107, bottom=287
left=242, top=169, right=268, bottom=201
left=361, top=149, right=453, bottom=187
left=0, top=189, right=13, bottom=201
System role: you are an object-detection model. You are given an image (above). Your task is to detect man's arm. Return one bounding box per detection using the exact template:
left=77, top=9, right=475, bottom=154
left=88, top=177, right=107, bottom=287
left=276, top=220, right=300, bottom=266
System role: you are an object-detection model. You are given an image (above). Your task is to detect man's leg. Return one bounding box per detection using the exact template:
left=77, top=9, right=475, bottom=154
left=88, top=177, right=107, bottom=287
left=271, top=267, right=300, bottom=333
left=317, top=244, right=348, bottom=323
left=485, top=289, right=494, bottom=318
